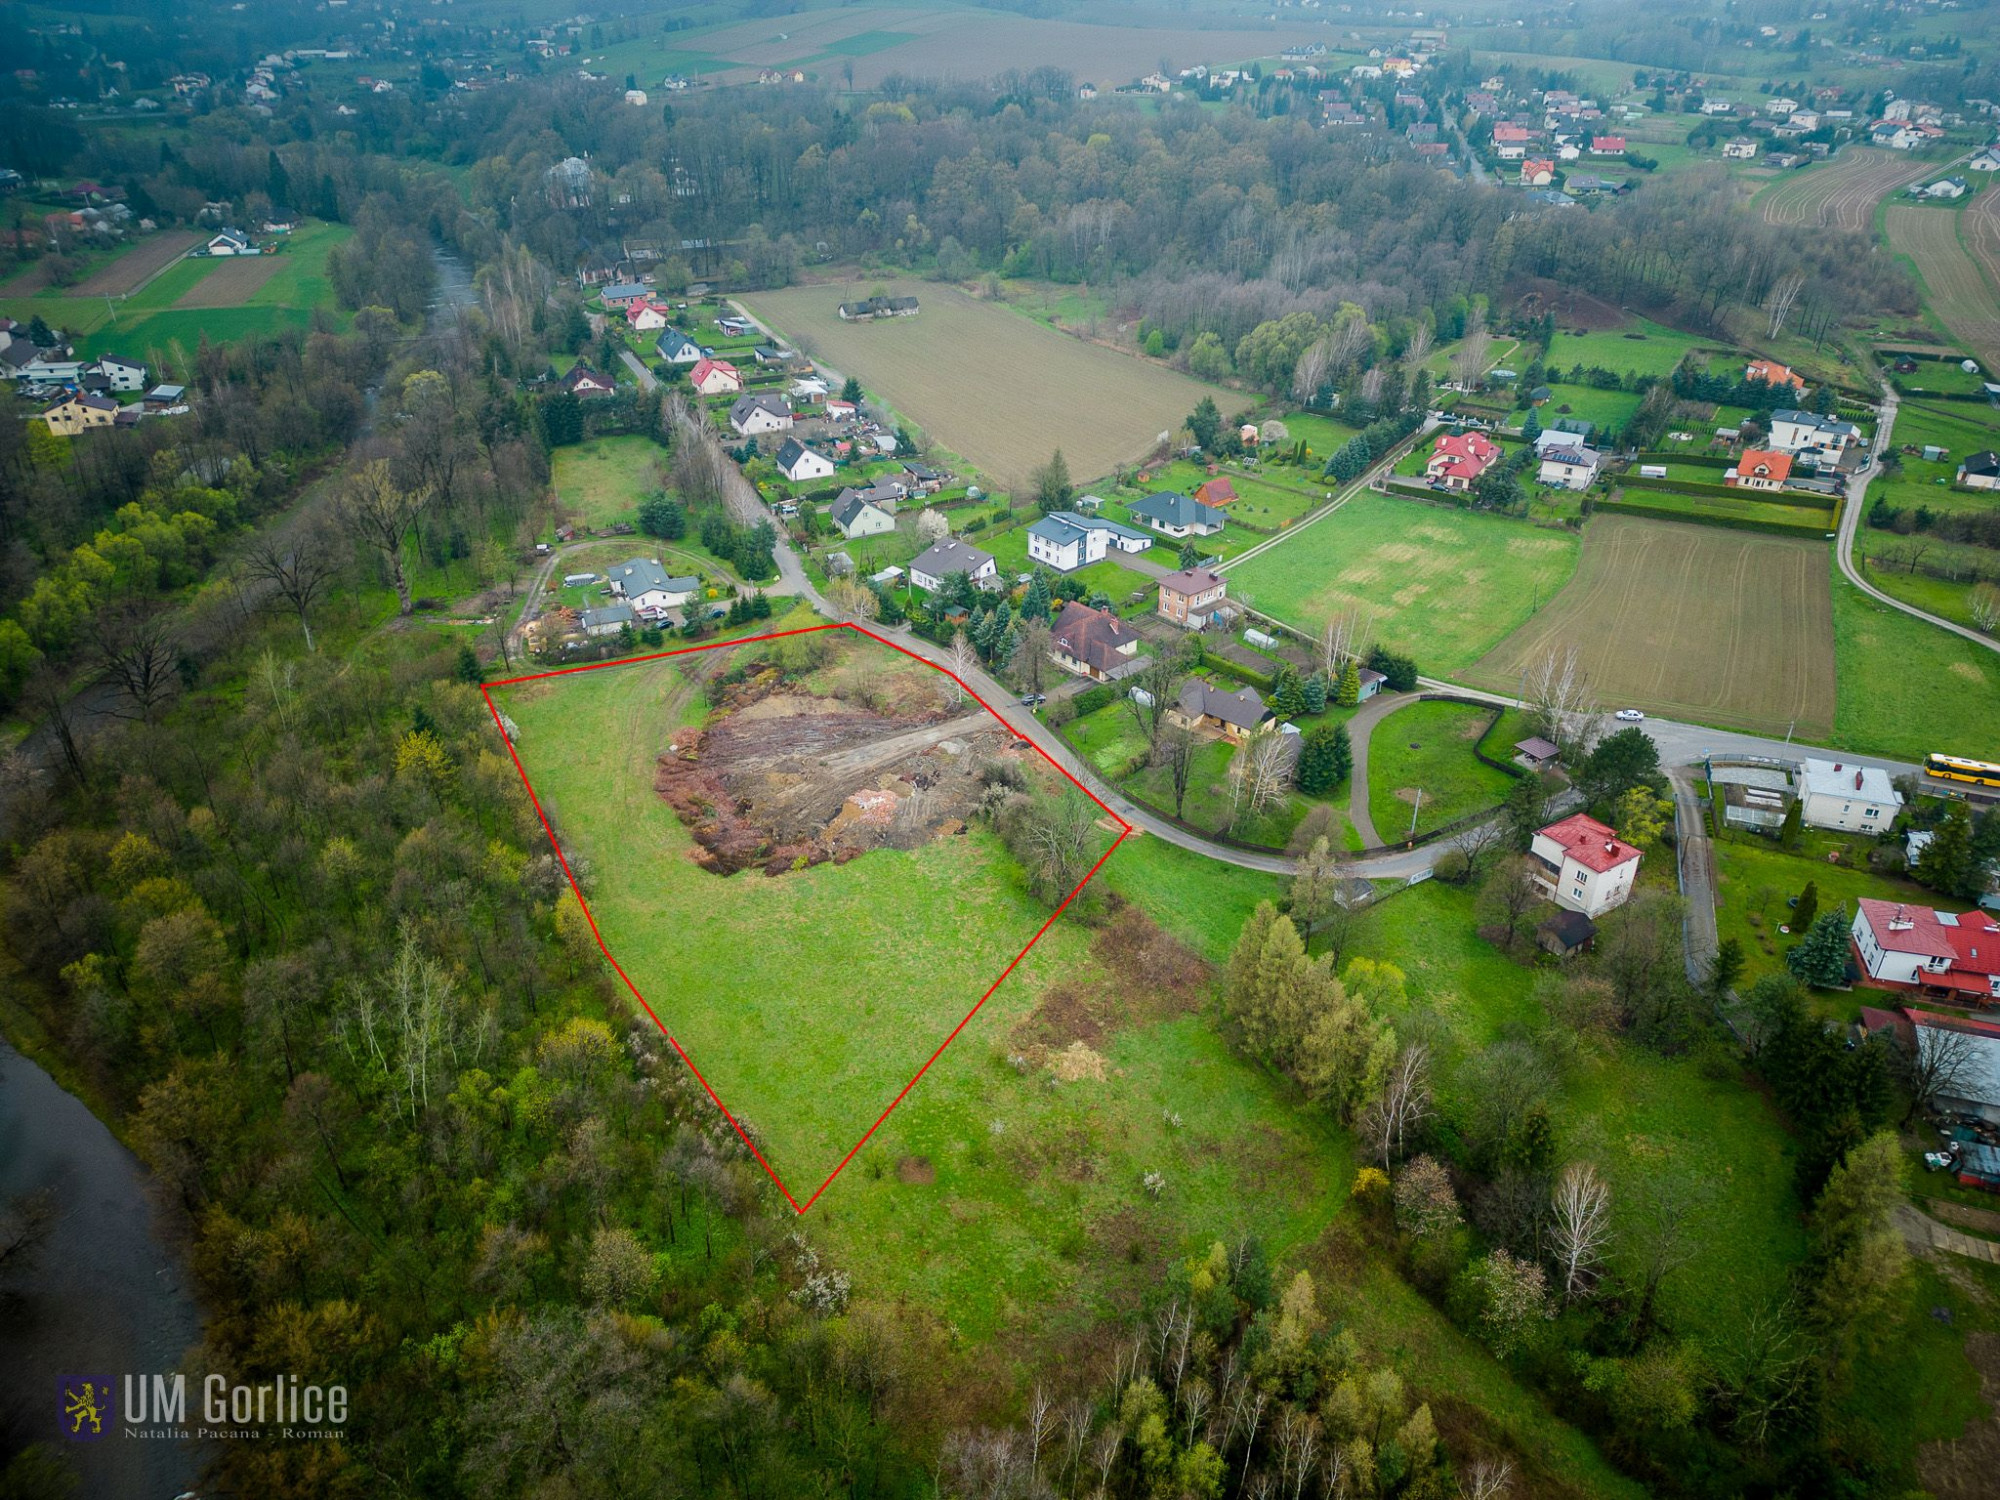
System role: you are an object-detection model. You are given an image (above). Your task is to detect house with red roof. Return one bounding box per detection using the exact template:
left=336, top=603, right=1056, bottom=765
left=1492, top=123, right=1533, bottom=160
left=1851, top=900, right=2000, bottom=1004
left=1529, top=813, right=1642, bottom=917
left=689, top=357, right=742, bottom=396
left=1520, top=158, right=1556, bottom=186
left=1745, top=358, right=1805, bottom=391
left=1424, top=431, right=1502, bottom=490
left=625, top=299, right=672, bottom=331
left=1192, top=476, right=1239, bottom=507
left=1589, top=135, right=1626, bottom=155
left=1727, top=448, right=1792, bottom=491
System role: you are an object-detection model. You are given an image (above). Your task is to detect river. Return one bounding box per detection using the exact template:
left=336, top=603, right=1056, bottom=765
left=0, top=1040, right=203, bottom=1496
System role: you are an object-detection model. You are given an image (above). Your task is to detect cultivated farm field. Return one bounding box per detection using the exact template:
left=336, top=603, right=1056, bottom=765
left=64, top=229, right=201, bottom=296
left=1464, top=516, right=1837, bottom=737
left=1225, top=492, right=1579, bottom=671
left=1887, top=204, right=2000, bottom=372
left=1758, top=147, right=1935, bottom=232
left=743, top=281, right=1251, bottom=486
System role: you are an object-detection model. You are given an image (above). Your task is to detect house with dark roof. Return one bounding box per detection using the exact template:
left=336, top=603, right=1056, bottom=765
left=95, top=354, right=146, bottom=391
left=1128, top=491, right=1224, bottom=538
left=1048, top=601, right=1143, bottom=681
left=729, top=392, right=792, bottom=436
left=1959, top=451, right=2000, bottom=491
left=774, top=437, right=835, bottom=482
left=909, top=538, right=998, bottom=593
left=836, top=295, right=920, bottom=321
left=607, top=558, right=700, bottom=616
left=41, top=391, right=119, bottom=436
left=579, top=601, right=637, bottom=637
left=1537, top=909, right=1598, bottom=959
left=560, top=364, right=616, bottom=398
left=828, top=491, right=896, bottom=540
left=655, top=328, right=702, bottom=364
left=1529, top=813, right=1641, bottom=916
left=1025, top=511, right=1153, bottom=572
left=1170, top=680, right=1272, bottom=739
left=598, top=280, right=651, bottom=308
left=1156, top=568, right=1227, bottom=627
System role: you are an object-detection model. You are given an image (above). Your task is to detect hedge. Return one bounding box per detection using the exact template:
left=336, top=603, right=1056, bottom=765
left=1618, top=476, right=1834, bottom=509
left=1597, top=498, right=1833, bottom=538
left=1071, top=682, right=1118, bottom=716
left=1633, top=450, right=1734, bottom=470
left=1200, top=655, right=1276, bottom=693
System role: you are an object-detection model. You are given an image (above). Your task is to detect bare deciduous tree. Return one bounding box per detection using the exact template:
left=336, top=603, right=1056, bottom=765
left=824, top=576, right=879, bottom=622
left=1315, top=610, right=1370, bottom=680
left=241, top=522, right=345, bottom=650
left=1764, top=271, right=1807, bottom=340
left=1363, top=1042, right=1432, bottom=1167
left=1246, top=730, right=1298, bottom=816
left=1550, top=1161, right=1612, bottom=1302
left=94, top=609, right=181, bottom=723
left=1522, top=644, right=1598, bottom=756
left=1123, top=650, right=1183, bottom=746
left=1159, top=722, right=1198, bottom=819
left=1460, top=1456, right=1514, bottom=1499
left=1899, top=1019, right=1980, bottom=1124
left=942, top=630, right=976, bottom=707
left=1453, top=312, right=1491, bottom=392
left=1970, top=581, right=2000, bottom=634
left=1403, top=321, right=1435, bottom=371
left=337, top=461, right=434, bottom=617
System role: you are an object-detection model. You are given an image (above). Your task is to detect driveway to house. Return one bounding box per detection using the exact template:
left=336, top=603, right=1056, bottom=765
left=1668, top=767, right=1722, bottom=990
left=1836, top=387, right=1999, bottom=655
left=1343, top=691, right=1428, bottom=848
left=1105, top=549, right=1175, bottom=581
left=618, top=348, right=659, bottom=391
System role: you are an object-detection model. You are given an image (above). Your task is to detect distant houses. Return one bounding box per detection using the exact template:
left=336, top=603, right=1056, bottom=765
left=836, top=295, right=920, bottom=321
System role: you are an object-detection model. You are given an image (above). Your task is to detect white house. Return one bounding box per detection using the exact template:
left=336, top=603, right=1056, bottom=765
left=1127, top=491, right=1225, bottom=538
left=729, top=393, right=793, bottom=436
left=774, top=438, right=834, bottom=482
left=1971, top=149, right=2000, bottom=173
left=1918, top=176, right=1969, bottom=200
left=828, top=492, right=896, bottom=539
left=909, top=538, right=998, bottom=593
left=1722, top=137, right=1759, bottom=159
left=93, top=355, right=147, bottom=392
left=1024, top=511, right=1154, bottom=573
left=1797, top=758, right=1902, bottom=832
left=205, top=228, right=252, bottom=255
left=1528, top=813, right=1642, bottom=918
left=1768, top=409, right=1862, bottom=455
left=688, top=357, right=741, bottom=395
left=1851, top=901, right=2000, bottom=1003
left=1537, top=445, right=1600, bottom=490
left=1956, top=451, right=2000, bottom=490
left=626, top=301, right=671, bottom=331
left=655, top=329, right=702, bottom=364
left=607, top=558, right=700, bottom=617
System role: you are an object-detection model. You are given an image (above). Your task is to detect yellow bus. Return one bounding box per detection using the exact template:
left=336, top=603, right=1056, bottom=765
left=1925, top=753, right=2000, bottom=789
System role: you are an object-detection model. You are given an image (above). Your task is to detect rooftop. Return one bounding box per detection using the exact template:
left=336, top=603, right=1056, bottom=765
left=1537, top=812, right=1641, bottom=874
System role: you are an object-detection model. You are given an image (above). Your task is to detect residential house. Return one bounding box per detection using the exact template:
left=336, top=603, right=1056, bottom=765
left=688, top=357, right=742, bottom=395
left=823, top=399, right=858, bottom=423
left=728, top=393, right=793, bottom=436
left=828, top=492, right=896, bottom=539
left=41, top=391, right=118, bottom=436
left=1156, top=568, right=1227, bottom=627
left=1909, top=1010, right=2000, bottom=1119
left=908, top=538, right=998, bottom=593
left=578, top=601, right=636, bottom=637
left=716, top=315, right=755, bottom=338
left=1520, top=158, right=1556, bottom=186
left=1797, top=757, right=1903, bottom=832
left=1127, top=491, right=1225, bottom=538
left=598, top=280, right=651, bottom=309
left=1722, top=137, right=1759, bottom=159
left=774, top=438, right=835, bottom=482
left=1745, top=358, right=1806, bottom=391
left=1918, top=176, right=1969, bottom=200
left=1424, top=431, right=1502, bottom=490
left=1529, top=813, right=1642, bottom=917
left=1538, top=909, right=1598, bottom=959
left=1769, top=409, right=1863, bottom=456
left=1192, top=476, right=1239, bottom=508
left=142, top=383, right=186, bottom=412
left=90, top=355, right=146, bottom=392
left=607, top=558, right=699, bottom=617
left=1727, top=448, right=1792, bottom=490
left=1872, top=123, right=1921, bottom=150
left=204, top=228, right=252, bottom=255
left=1972, top=149, right=2000, bottom=173
left=1025, top=511, right=1152, bottom=573
left=1957, top=451, right=2000, bottom=490
left=790, top=376, right=830, bottom=402
left=1514, top=736, right=1562, bottom=772
left=1589, top=134, right=1626, bottom=155
left=1492, top=123, right=1532, bottom=160
left=1537, top=445, right=1601, bottom=489
left=560, top=364, right=616, bottom=398
left=625, top=300, right=671, bottom=331
left=1048, top=601, right=1142, bottom=681
left=655, top=329, right=702, bottom=364
left=1170, top=680, right=1272, bottom=739
left=1850, top=903, right=2000, bottom=1004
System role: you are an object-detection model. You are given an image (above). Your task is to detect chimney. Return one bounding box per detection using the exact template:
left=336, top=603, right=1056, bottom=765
left=1855, top=770, right=1864, bottom=791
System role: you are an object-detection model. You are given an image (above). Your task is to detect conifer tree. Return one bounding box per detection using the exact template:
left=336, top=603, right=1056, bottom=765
left=1336, top=659, right=1362, bottom=707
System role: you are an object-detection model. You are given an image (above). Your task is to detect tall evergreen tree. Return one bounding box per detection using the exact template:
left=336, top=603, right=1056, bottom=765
left=1335, top=659, right=1362, bottom=707
left=268, top=149, right=291, bottom=210
left=1914, top=802, right=1978, bottom=899
left=1787, top=908, right=1852, bottom=988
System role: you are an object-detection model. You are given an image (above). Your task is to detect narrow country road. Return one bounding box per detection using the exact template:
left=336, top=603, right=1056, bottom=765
left=1342, top=691, right=1425, bottom=848
left=1836, top=387, right=1999, bottom=654
left=618, top=347, right=658, bottom=391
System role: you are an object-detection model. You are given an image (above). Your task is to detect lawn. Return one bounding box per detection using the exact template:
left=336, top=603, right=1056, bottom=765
left=1546, top=318, right=1725, bottom=381
left=1537, top=382, right=1642, bottom=434
left=1829, top=560, right=2000, bottom=762
left=1709, top=830, right=1934, bottom=1004
left=1226, top=491, right=1580, bottom=672
left=1602, top=487, right=1834, bottom=537
left=551, top=434, right=666, bottom=530
left=1366, top=700, right=1515, bottom=842
left=1466, top=516, right=1837, bottom=739
left=1871, top=398, right=2000, bottom=518
left=741, top=280, right=1253, bottom=488
left=1857, top=554, right=1992, bottom=632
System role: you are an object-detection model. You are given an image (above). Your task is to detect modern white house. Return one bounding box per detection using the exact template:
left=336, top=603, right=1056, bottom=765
left=1797, top=758, right=1903, bottom=833
left=1024, top=511, right=1154, bottom=572
left=1126, top=491, right=1225, bottom=538
left=1768, top=409, right=1863, bottom=456
left=1528, top=813, right=1642, bottom=917
left=1851, top=901, right=2000, bottom=1003
left=828, top=492, right=896, bottom=539
left=607, top=558, right=700, bottom=618
left=774, top=437, right=835, bottom=482
left=95, top=355, right=147, bottom=392
left=909, top=538, right=998, bottom=593
left=655, top=329, right=702, bottom=364
left=688, top=357, right=742, bottom=395
left=728, top=393, right=793, bottom=436
left=1536, top=445, right=1601, bottom=490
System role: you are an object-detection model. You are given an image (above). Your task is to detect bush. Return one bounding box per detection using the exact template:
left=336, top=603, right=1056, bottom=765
left=1071, top=683, right=1116, bottom=716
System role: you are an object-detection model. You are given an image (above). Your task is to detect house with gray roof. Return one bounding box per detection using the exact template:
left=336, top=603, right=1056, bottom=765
left=909, top=538, right=998, bottom=593
left=655, top=328, right=702, bottom=364
left=1170, top=680, right=1272, bottom=738
left=1025, top=510, right=1154, bottom=572
left=829, top=491, right=897, bottom=540
left=607, top=558, right=700, bottom=616
left=728, top=392, right=793, bottom=436
left=1128, top=491, right=1225, bottom=538
left=579, top=601, right=637, bottom=637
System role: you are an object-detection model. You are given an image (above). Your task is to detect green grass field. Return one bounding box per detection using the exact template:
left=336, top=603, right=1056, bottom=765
left=551, top=435, right=665, bottom=530
left=1872, top=399, right=2000, bottom=518
left=1857, top=555, right=1992, bottom=632
left=1366, top=700, right=1514, bottom=842
left=1537, top=382, right=1642, bottom=433
left=1226, top=492, right=1580, bottom=671
left=1603, top=488, right=1835, bottom=536
left=1547, top=318, right=1723, bottom=381
left=1830, top=561, right=2000, bottom=761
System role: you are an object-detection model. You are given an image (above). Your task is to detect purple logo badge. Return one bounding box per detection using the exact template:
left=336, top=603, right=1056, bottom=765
left=59, top=1377, right=112, bottom=1441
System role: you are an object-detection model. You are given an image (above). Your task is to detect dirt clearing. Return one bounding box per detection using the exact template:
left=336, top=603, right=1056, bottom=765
left=67, top=231, right=200, bottom=297
left=175, top=254, right=282, bottom=308
left=655, top=663, right=1027, bottom=875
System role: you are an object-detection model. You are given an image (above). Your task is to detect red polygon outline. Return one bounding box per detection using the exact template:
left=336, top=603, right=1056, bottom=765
left=481, top=621, right=1134, bottom=1214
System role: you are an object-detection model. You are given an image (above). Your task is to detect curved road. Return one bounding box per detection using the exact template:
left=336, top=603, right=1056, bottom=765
left=1836, top=388, right=1999, bottom=654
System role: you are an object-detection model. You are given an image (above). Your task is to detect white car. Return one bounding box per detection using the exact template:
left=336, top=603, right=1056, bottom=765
left=1614, top=708, right=1645, bottom=722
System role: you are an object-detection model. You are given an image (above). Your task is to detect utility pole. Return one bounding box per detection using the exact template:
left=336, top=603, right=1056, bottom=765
left=1407, top=787, right=1423, bottom=844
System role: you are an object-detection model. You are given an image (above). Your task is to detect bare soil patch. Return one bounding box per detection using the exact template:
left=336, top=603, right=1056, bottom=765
left=655, top=665, right=1022, bottom=875
left=175, top=253, right=282, bottom=308
left=895, top=1154, right=935, bottom=1185
left=68, top=231, right=200, bottom=297
left=1918, top=1331, right=2000, bottom=1500
left=1510, top=277, right=1628, bottom=331
left=1928, top=1198, right=2000, bottom=1237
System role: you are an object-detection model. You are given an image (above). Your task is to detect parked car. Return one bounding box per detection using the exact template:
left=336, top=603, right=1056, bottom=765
left=1019, top=693, right=1047, bottom=707
left=1615, top=708, right=1645, bottom=722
